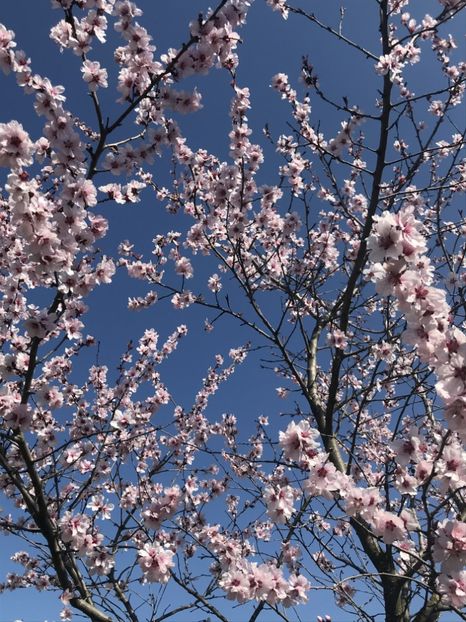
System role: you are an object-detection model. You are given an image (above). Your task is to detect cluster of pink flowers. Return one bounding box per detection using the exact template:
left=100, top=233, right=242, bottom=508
left=138, top=543, right=175, bottom=583
left=367, top=206, right=466, bottom=606
left=375, top=6, right=465, bottom=106
left=142, top=486, right=181, bottom=529
left=305, top=457, right=349, bottom=500
left=266, top=0, right=289, bottom=20
left=263, top=485, right=297, bottom=523
left=50, top=1, right=112, bottom=55
left=434, top=520, right=466, bottom=607
left=81, top=59, right=108, bottom=91
left=367, top=206, right=466, bottom=428
left=0, top=388, right=31, bottom=430
left=279, top=420, right=320, bottom=463
left=0, top=121, right=34, bottom=168
left=278, top=417, right=421, bottom=554
left=375, top=41, right=421, bottom=83
left=327, top=328, right=349, bottom=350
left=0, top=0, right=465, bottom=620
left=59, top=511, right=115, bottom=575
left=219, top=559, right=309, bottom=607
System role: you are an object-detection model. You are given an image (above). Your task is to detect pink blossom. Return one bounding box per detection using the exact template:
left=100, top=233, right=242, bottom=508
left=175, top=257, right=193, bottom=279
left=3, top=402, right=31, bottom=430
left=0, top=24, right=16, bottom=74
left=279, top=420, right=320, bottom=462
left=368, top=207, right=426, bottom=263
left=219, top=565, right=251, bottom=603
left=445, top=398, right=466, bottom=440
left=94, top=257, right=116, bottom=285
left=372, top=510, right=407, bottom=544
left=327, top=328, right=349, bottom=350
left=138, top=543, right=174, bottom=583
left=142, top=486, right=181, bottom=529
left=392, top=431, right=423, bottom=466
left=171, top=291, right=195, bottom=309
left=87, top=549, right=115, bottom=575
left=433, top=520, right=466, bottom=573
left=208, top=273, right=222, bottom=292
left=436, top=347, right=466, bottom=401
left=266, top=0, right=289, bottom=19
left=438, top=571, right=466, bottom=609
left=264, top=485, right=295, bottom=523
left=0, top=121, right=34, bottom=168
left=345, top=486, right=380, bottom=520
left=305, top=458, right=347, bottom=499
left=87, top=495, right=114, bottom=519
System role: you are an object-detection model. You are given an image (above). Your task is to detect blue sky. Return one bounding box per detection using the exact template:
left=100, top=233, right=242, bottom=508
left=0, top=0, right=462, bottom=620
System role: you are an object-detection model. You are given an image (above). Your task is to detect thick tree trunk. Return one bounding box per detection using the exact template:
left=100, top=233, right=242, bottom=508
left=383, top=579, right=410, bottom=622
left=411, top=595, right=442, bottom=622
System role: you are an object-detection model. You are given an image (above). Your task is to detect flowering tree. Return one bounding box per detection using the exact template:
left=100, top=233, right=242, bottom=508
left=0, top=0, right=465, bottom=621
